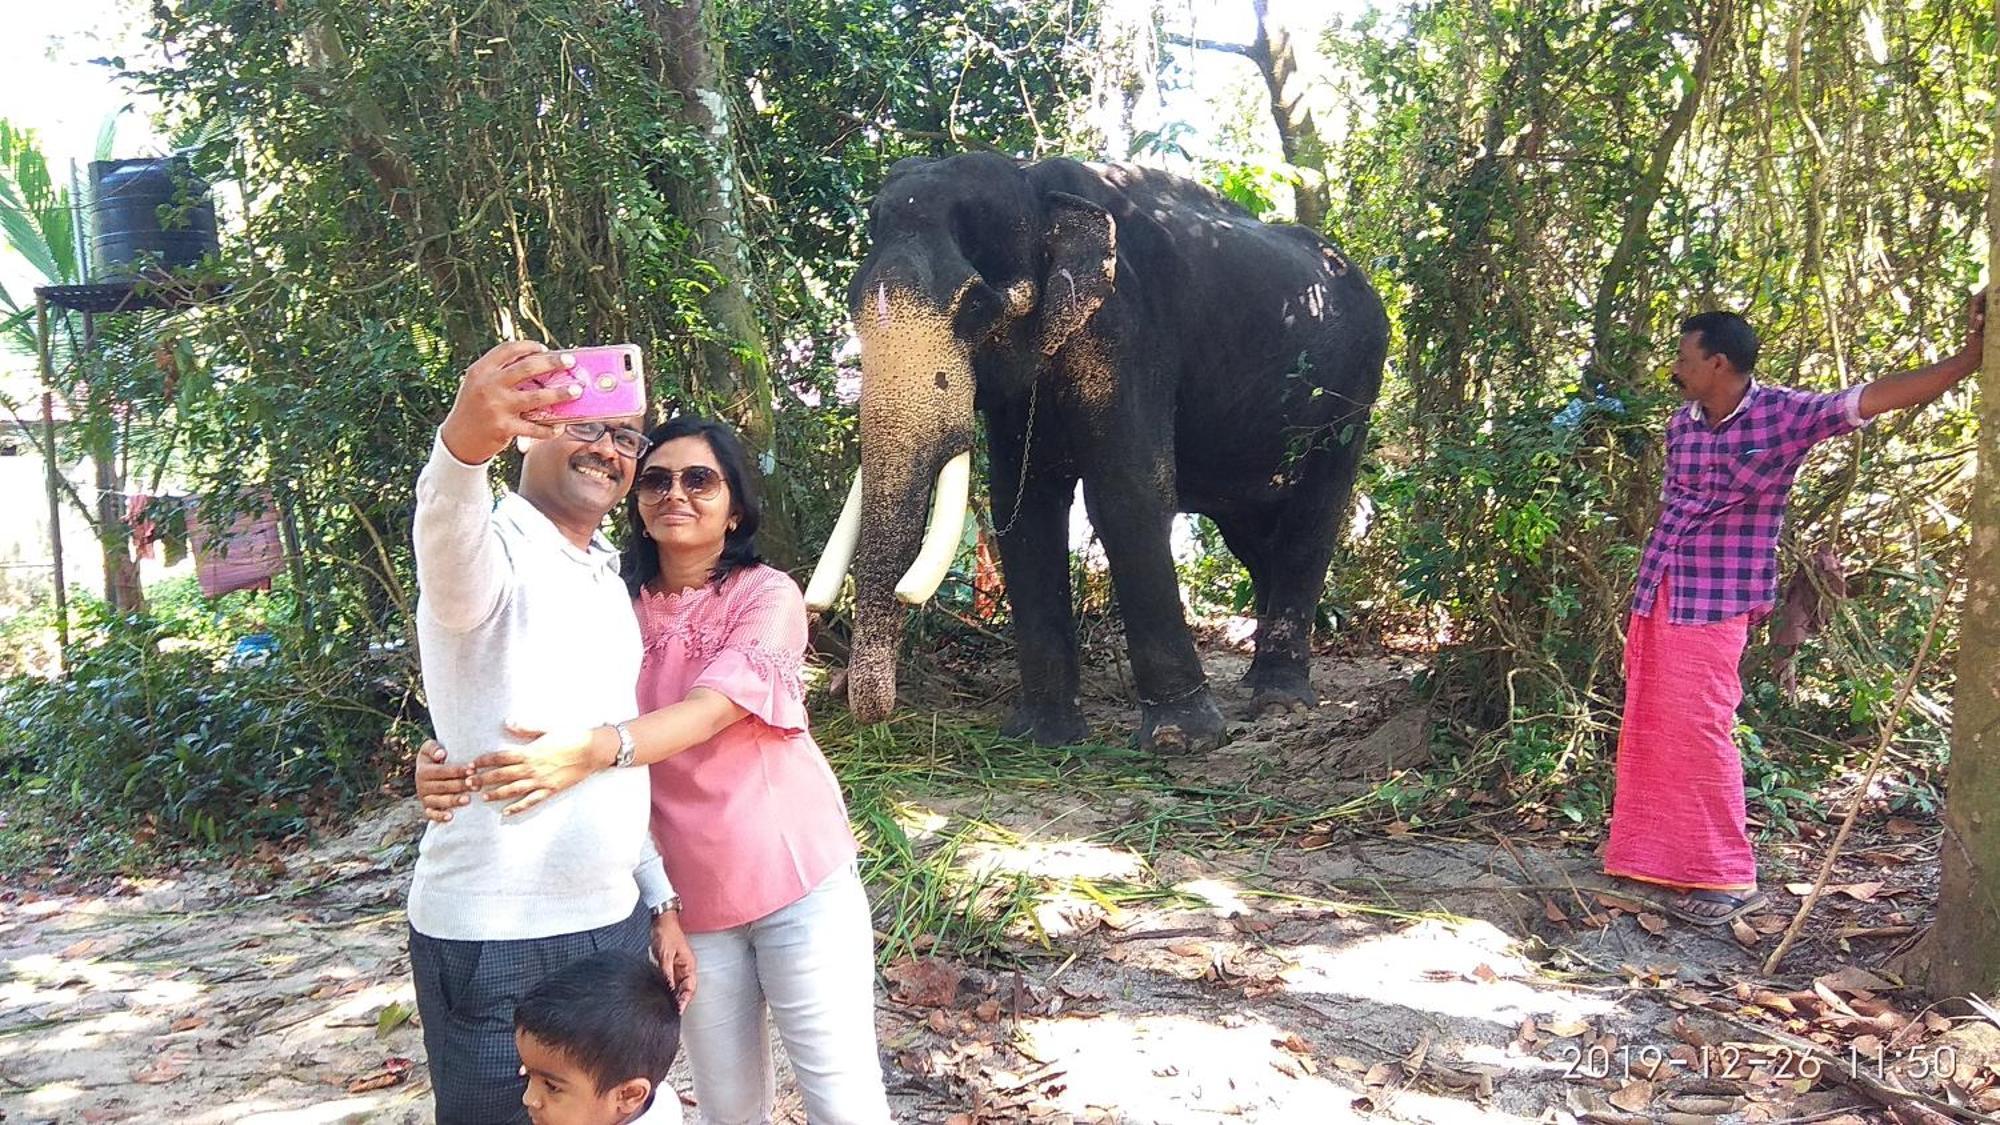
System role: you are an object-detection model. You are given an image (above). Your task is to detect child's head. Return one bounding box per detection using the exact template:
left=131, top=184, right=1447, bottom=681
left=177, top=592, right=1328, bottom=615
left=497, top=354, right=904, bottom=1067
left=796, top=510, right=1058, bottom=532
left=514, top=950, right=681, bottom=1125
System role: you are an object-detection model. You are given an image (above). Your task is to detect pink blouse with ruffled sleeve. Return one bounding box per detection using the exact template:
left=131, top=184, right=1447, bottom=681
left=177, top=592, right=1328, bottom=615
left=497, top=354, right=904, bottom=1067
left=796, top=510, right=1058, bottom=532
left=634, top=564, right=858, bottom=933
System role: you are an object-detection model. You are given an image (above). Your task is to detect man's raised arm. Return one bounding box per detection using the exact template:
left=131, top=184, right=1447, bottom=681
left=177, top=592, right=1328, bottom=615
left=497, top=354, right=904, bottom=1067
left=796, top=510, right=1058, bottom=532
left=414, top=342, right=582, bottom=630
left=1857, top=291, right=1986, bottom=420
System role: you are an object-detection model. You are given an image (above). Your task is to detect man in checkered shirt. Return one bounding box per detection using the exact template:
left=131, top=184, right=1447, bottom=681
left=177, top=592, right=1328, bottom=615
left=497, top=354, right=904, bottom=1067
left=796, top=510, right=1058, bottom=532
left=1605, top=295, right=1986, bottom=925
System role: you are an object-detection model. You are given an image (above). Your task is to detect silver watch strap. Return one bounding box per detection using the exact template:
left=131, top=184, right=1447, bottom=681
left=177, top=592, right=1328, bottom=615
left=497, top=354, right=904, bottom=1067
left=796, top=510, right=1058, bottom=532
left=613, top=721, right=636, bottom=769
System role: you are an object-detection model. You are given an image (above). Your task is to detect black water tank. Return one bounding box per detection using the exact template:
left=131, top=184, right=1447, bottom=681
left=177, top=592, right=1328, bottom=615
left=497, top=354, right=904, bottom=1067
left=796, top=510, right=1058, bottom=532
left=89, top=158, right=219, bottom=279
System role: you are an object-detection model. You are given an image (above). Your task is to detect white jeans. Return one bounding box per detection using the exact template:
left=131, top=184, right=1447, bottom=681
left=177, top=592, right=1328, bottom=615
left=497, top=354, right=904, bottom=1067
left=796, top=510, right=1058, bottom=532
left=681, top=861, right=892, bottom=1124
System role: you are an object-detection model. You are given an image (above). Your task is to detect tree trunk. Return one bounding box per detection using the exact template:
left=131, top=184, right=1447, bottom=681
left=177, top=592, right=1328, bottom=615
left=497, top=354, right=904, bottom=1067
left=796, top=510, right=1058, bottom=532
left=1586, top=0, right=1732, bottom=390
left=93, top=439, right=144, bottom=615
left=1087, top=3, right=1153, bottom=158
left=1904, top=62, right=2000, bottom=997
left=1249, top=0, right=1326, bottom=230
left=300, top=16, right=488, bottom=360
left=1163, top=2, right=1328, bottom=228
left=643, top=0, right=795, bottom=569
left=83, top=314, right=145, bottom=617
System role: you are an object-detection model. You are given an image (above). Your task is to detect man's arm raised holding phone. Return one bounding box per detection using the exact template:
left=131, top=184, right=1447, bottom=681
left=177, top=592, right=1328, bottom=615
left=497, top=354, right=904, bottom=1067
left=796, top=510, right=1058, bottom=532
left=416, top=342, right=584, bottom=631
left=437, top=341, right=582, bottom=463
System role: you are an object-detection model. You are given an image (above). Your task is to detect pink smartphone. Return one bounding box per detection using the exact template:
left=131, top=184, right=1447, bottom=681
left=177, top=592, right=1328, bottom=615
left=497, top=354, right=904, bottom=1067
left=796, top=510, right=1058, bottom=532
left=523, top=344, right=646, bottom=423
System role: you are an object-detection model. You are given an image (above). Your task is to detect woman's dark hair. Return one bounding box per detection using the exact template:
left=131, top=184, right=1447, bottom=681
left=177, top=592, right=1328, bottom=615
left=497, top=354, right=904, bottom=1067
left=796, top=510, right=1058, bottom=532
left=621, top=414, right=763, bottom=596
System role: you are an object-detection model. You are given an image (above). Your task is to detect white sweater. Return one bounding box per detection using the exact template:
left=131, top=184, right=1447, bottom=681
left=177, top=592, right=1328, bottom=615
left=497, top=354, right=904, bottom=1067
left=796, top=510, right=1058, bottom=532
left=406, top=434, right=672, bottom=941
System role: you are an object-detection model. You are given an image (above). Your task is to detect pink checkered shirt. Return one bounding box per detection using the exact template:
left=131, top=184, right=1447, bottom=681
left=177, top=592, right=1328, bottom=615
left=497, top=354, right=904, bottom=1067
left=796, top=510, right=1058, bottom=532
left=1633, top=381, right=1870, bottom=626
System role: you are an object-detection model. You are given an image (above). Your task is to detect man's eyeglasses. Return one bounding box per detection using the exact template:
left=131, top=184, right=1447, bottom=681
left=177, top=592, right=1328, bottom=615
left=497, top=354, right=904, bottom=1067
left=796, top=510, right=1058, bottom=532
left=558, top=421, right=650, bottom=459
left=634, top=465, right=726, bottom=504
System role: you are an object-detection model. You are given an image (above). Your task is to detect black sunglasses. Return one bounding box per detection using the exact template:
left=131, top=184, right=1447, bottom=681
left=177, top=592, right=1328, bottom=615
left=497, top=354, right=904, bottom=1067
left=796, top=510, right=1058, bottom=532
left=558, top=421, right=651, bottom=459
left=634, top=465, right=726, bottom=503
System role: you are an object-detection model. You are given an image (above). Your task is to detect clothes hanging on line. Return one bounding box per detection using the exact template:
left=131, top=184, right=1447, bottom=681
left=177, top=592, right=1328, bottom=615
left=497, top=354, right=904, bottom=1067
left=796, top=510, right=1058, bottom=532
left=189, top=494, right=285, bottom=597
left=124, top=492, right=191, bottom=565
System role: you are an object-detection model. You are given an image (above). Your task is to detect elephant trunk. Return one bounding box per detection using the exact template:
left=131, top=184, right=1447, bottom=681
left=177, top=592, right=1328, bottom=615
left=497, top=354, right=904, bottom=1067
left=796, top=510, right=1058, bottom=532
left=818, top=270, right=980, bottom=723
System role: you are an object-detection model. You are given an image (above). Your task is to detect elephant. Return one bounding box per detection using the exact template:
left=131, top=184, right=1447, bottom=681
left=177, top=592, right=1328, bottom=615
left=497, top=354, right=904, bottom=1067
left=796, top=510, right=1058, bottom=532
left=805, top=152, right=1389, bottom=754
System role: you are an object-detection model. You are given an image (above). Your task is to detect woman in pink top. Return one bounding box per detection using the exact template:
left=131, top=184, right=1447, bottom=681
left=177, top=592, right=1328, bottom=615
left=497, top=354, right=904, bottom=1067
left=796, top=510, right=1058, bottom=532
left=422, top=416, right=892, bottom=1124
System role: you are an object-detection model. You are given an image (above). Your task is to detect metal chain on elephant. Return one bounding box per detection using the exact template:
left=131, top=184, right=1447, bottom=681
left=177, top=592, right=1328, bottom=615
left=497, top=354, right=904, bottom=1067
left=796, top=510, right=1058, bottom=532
left=1137, top=678, right=1210, bottom=709
left=991, top=375, right=1040, bottom=539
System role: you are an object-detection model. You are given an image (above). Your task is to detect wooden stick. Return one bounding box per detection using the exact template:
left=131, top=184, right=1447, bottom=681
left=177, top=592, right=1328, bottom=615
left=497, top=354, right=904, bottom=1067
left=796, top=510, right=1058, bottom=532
left=1835, top=925, right=1916, bottom=940
left=1711, top=1006, right=1999, bottom=1125
left=1763, top=573, right=1958, bottom=975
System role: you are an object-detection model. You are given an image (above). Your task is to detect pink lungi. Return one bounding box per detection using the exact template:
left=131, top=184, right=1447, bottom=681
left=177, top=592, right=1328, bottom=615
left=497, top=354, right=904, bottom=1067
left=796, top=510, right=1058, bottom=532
left=1603, top=578, right=1757, bottom=891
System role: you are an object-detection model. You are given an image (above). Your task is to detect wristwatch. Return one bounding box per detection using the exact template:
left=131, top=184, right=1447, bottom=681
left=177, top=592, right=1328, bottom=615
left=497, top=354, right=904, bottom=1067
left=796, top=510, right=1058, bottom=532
left=611, top=721, right=637, bottom=769
left=650, top=895, right=683, bottom=918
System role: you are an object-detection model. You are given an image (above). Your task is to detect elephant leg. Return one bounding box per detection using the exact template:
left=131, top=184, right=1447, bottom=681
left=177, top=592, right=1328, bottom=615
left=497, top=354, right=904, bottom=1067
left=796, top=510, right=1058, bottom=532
left=1210, top=512, right=1275, bottom=622
left=1212, top=513, right=1298, bottom=713
left=1080, top=472, right=1226, bottom=755
left=989, top=426, right=1088, bottom=747
left=1244, top=435, right=1366, bottom=715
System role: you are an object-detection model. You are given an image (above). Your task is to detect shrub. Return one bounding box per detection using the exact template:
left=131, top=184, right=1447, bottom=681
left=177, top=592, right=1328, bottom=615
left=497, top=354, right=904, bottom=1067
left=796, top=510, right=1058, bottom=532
left=1, top=623, right=412, bottom=846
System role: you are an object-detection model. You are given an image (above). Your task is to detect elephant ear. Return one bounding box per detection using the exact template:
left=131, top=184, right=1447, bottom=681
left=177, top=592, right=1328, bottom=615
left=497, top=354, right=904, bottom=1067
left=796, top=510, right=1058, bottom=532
left=1036, top=191, right=1116, bottom=358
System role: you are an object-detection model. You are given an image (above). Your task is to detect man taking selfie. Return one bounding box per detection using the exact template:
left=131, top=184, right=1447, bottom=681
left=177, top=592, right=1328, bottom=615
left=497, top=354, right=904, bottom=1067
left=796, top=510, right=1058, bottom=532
left=406, top=341, right=694, bottom=1123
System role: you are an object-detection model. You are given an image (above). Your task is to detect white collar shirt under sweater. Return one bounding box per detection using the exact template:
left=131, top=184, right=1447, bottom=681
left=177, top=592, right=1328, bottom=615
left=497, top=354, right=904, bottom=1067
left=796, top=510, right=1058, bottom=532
left=407, top=433, right=673, bottom=941
left=630, top=1091, right=684, bottom=1124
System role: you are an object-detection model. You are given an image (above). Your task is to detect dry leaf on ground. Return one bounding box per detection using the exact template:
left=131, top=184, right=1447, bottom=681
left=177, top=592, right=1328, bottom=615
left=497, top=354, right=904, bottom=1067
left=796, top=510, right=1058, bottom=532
left=884, top=957, right=964, bottom=1008
left=131, top=1057, right=185, bottom=1084
left=345, top=1057, right=413, bottom=1094
left=60, top=937, right=108, bottom=959
left=1608, top=1078, right=1654, bottom=1112
left=1815, top=967, right=1894, bottom=995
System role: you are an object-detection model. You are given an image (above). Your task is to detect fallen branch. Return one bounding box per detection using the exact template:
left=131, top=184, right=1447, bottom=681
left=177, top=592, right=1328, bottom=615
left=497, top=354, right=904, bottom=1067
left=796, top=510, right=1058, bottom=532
left=1764, top=573, right=1958, bottom=975
left=1835, top=925, right=1917, bottom=940
left=1966, top=994, right=2000, bottom=1030
left=1107, top=925, right=1219, bottom=944
left=1765, top=1108, right=1885, bottom=1125
left=1710, top=1007, right=1999, bottom=1125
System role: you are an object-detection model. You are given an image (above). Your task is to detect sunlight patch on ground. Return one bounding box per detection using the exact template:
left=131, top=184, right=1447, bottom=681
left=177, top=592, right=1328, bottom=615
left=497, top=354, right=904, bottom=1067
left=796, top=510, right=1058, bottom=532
left=1016, top=1010, right=1546, bottom=1124
left=4, top=952, right=205, bottom=1008
left=1280, top=919, right=1622, bottom=1027
left=18, top=1080, right=82, bottom=1110
left=1174, top=875, right=1255, bottom=915
left=889, top=800, right=951, bottom=845
left=228, top=1093, right=408, bottom=1124
left=961, top=837, right=1148, bottom=884
left=960, top=832, right=1152, bottom=939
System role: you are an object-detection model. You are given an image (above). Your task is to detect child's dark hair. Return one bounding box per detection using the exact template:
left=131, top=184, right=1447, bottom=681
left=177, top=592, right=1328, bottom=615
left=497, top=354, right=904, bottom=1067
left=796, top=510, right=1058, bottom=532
left=514, top=950, right=680, bottom=1094
left=621, top=414, right=765, bottom=597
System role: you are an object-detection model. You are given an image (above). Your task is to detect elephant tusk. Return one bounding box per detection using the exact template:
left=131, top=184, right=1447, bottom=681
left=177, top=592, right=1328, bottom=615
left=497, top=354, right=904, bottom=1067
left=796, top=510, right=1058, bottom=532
left=895, top=451, right=972, bottom=606
left=804, top=471, right=865, bottom=611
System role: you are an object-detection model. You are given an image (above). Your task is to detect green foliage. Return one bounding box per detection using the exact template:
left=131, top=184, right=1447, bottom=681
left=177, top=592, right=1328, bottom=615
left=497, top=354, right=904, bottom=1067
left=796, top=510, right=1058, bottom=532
left=0, top=0, right=1104, bottom=853
left=724, top=0, right=1102, bottom=544
left=1318, top=0, right=1986, bottom=804
left=0, top=616, right=410, bottom=846
left=1737, top=725, right=1821, bottom=836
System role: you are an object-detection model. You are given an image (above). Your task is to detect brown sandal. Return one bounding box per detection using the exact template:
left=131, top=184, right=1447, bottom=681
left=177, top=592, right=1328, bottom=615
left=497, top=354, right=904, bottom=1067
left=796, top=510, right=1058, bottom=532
left=1661, top=889, right=1767, bottom=927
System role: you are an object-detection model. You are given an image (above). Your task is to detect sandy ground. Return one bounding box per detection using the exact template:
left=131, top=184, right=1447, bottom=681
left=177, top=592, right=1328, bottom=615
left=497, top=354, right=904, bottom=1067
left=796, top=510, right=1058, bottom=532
left=2, top=645, right=1986, bottom=1124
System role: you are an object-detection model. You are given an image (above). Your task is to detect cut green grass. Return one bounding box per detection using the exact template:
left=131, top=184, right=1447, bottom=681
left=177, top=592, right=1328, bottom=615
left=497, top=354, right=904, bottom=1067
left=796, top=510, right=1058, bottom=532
left=816, top=709, right=1454, bottom=966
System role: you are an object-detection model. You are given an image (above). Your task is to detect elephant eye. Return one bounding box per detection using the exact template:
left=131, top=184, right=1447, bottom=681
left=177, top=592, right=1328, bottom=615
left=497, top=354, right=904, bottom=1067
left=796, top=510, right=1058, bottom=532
left=952, top=281, right=1006, bottom=341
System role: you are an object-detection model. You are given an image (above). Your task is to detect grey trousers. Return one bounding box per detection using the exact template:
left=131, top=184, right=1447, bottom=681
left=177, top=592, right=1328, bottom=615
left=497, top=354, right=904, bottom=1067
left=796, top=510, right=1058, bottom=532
left=409, top=904, right=650, bottom=1124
